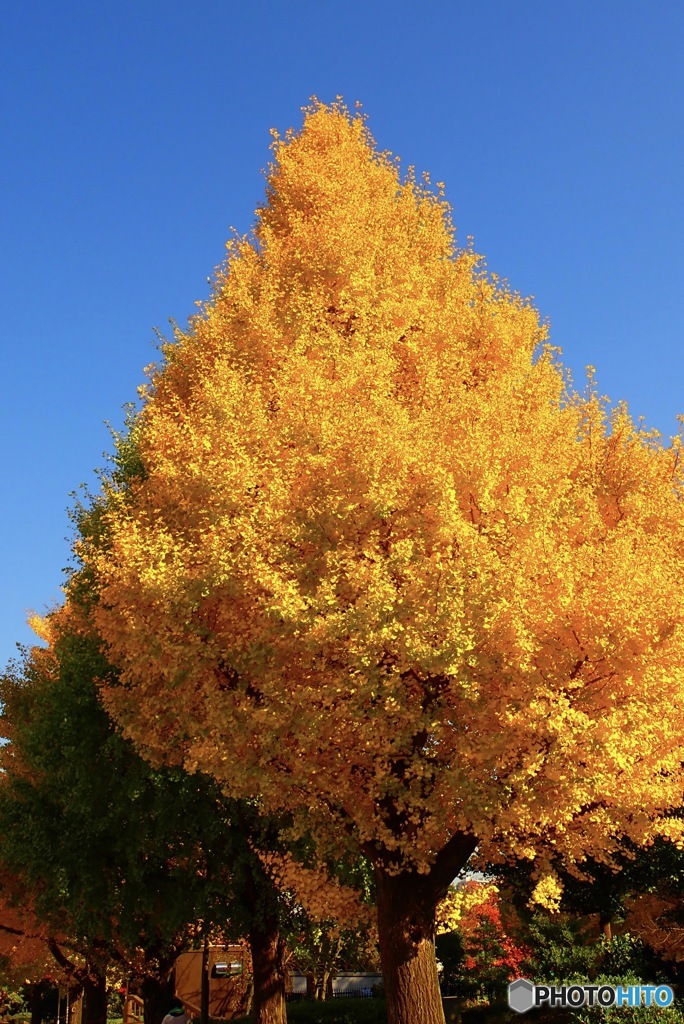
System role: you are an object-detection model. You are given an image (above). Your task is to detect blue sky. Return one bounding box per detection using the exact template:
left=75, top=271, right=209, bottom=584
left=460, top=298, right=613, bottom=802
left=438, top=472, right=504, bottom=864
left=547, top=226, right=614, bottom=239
left=2, top=1, right=684, bottom=667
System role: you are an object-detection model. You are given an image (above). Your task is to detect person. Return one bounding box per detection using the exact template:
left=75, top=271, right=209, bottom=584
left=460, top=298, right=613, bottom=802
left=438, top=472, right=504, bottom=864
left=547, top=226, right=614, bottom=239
left=161, top=1001, right=189, bottom=1024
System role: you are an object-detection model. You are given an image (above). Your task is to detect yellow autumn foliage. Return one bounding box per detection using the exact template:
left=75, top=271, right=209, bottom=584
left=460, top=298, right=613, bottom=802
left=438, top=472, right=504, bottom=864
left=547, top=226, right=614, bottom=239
left=257, top=851, right=373, bottom=930
left=436, top=882, right=498, bottom=934
left=80, top=101, right=684, bottom=883
left=529, top=872, right=564, bottom=913
left=27, top=614, right=53, bottom=645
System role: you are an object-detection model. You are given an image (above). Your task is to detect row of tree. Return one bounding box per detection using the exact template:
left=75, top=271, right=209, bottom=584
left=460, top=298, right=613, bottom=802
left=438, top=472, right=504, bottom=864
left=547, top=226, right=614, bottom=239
left=6, top=99, right=684, bottom=1024
left=0, top=622, right=377, bottom=1024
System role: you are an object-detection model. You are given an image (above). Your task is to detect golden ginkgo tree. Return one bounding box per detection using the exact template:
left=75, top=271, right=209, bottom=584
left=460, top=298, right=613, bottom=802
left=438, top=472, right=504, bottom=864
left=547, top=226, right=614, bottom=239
left=80, top=101, right=684, bottom=1024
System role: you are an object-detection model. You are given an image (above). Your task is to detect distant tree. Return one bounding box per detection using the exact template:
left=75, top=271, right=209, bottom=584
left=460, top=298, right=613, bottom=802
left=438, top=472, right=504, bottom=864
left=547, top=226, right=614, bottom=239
left=457, top=888, right=528, bottom=997
left=286, top=913, right=379, bottom=1000
left=494, top=853, right=630, bottom=940
left=0, top=617, right=294, bottom=1024
left=435, top=882, right=528, bottom=999
left=496, top=831, right=684, bottom=949
left=493, top=852, right=677, bottom=985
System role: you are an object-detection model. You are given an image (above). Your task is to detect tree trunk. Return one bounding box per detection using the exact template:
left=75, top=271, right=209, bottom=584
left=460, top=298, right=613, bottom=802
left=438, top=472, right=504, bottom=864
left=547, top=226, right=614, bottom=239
left=372, top=829, right=477, bottom=1024
left=243, top=976, right=254, bottom=1019
left=140, top=973, right=175, bottom=1024
left=200, top=938, right=210, bottom=1024
left=70, top=988, right=84, bottom=1024
left=240, top=843, right=288, bottom=1024
left=82, top=974, right=107, bottom=1024
left=29, top=981, right=46, bottom=1024
left=376, top=866, right=445, bottom=1024
left=600, top=914, right=613, bottom=942
left=249, top=915, right=287, bottom=1024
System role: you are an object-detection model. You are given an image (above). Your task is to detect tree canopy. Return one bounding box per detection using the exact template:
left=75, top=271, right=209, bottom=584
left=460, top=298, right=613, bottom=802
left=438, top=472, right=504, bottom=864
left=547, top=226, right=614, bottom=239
left=71, top=100, right=684, bottom=1024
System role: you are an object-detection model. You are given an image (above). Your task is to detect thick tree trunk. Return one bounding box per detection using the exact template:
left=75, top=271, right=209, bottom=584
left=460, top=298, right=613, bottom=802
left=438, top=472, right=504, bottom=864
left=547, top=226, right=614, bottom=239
left=374, top=833, right=477, bottom=1024
left=70, top=988, right=84, bottom=1024
left=82, top=974, right=107, bottom=1024
left=240, top=841, right=288, bottom=1024
left=376, top=867, right=445, bottom=1024
left=29, top=981, right=46, bottom=1024
left=140, top=973, right=175, bottom=1024
left=249, top=915, right=287, bottom=1024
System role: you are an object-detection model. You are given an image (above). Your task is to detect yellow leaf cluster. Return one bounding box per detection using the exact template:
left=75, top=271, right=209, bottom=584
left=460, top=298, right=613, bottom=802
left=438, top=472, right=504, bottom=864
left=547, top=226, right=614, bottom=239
left=529, top=872, right=563, bottom=913
left=258, top=850, right=373, bottom=930
left=435, top=882, right=498, bottom=934
left=27, top=613, right=53, bottom=645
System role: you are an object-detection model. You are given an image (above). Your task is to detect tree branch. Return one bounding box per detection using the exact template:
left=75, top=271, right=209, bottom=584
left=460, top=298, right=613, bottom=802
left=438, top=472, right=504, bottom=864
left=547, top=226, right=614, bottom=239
left=46, top=939, right=87, bottom=983
left=426, top=830, right=478, bottom=901
left=0, top=921, right=29, bottom=938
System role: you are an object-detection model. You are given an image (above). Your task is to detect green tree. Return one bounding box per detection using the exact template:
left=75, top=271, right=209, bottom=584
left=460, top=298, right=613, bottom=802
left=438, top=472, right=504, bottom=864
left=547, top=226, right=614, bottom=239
left=0, top=623, right=291, bottom=1024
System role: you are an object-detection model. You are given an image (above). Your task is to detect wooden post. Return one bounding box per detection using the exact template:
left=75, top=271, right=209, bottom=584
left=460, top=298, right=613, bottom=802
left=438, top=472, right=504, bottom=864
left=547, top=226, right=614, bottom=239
left=200, top=937, right=210, bottom=1024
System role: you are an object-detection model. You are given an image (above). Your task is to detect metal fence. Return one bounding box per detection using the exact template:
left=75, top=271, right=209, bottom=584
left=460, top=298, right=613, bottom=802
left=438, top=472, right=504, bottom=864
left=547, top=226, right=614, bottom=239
left=333, top=989, right=377, bottom=999
left=286, top=988, right=380, bottom=1002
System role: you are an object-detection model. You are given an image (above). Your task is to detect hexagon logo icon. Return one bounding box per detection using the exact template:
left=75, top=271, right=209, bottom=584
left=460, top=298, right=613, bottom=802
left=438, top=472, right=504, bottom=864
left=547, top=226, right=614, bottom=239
left=508, top=978, right=535, bottom=1014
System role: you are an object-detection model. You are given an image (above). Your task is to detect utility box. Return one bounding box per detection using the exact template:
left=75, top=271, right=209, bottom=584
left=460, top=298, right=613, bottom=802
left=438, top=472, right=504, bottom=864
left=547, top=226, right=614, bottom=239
left=174, top=946, right=250, bottom=1020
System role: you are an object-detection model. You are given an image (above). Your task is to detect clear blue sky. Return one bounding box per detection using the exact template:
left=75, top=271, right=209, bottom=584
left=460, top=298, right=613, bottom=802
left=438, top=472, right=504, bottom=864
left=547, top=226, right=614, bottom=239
left=2, top=0, right=684, bottom=667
